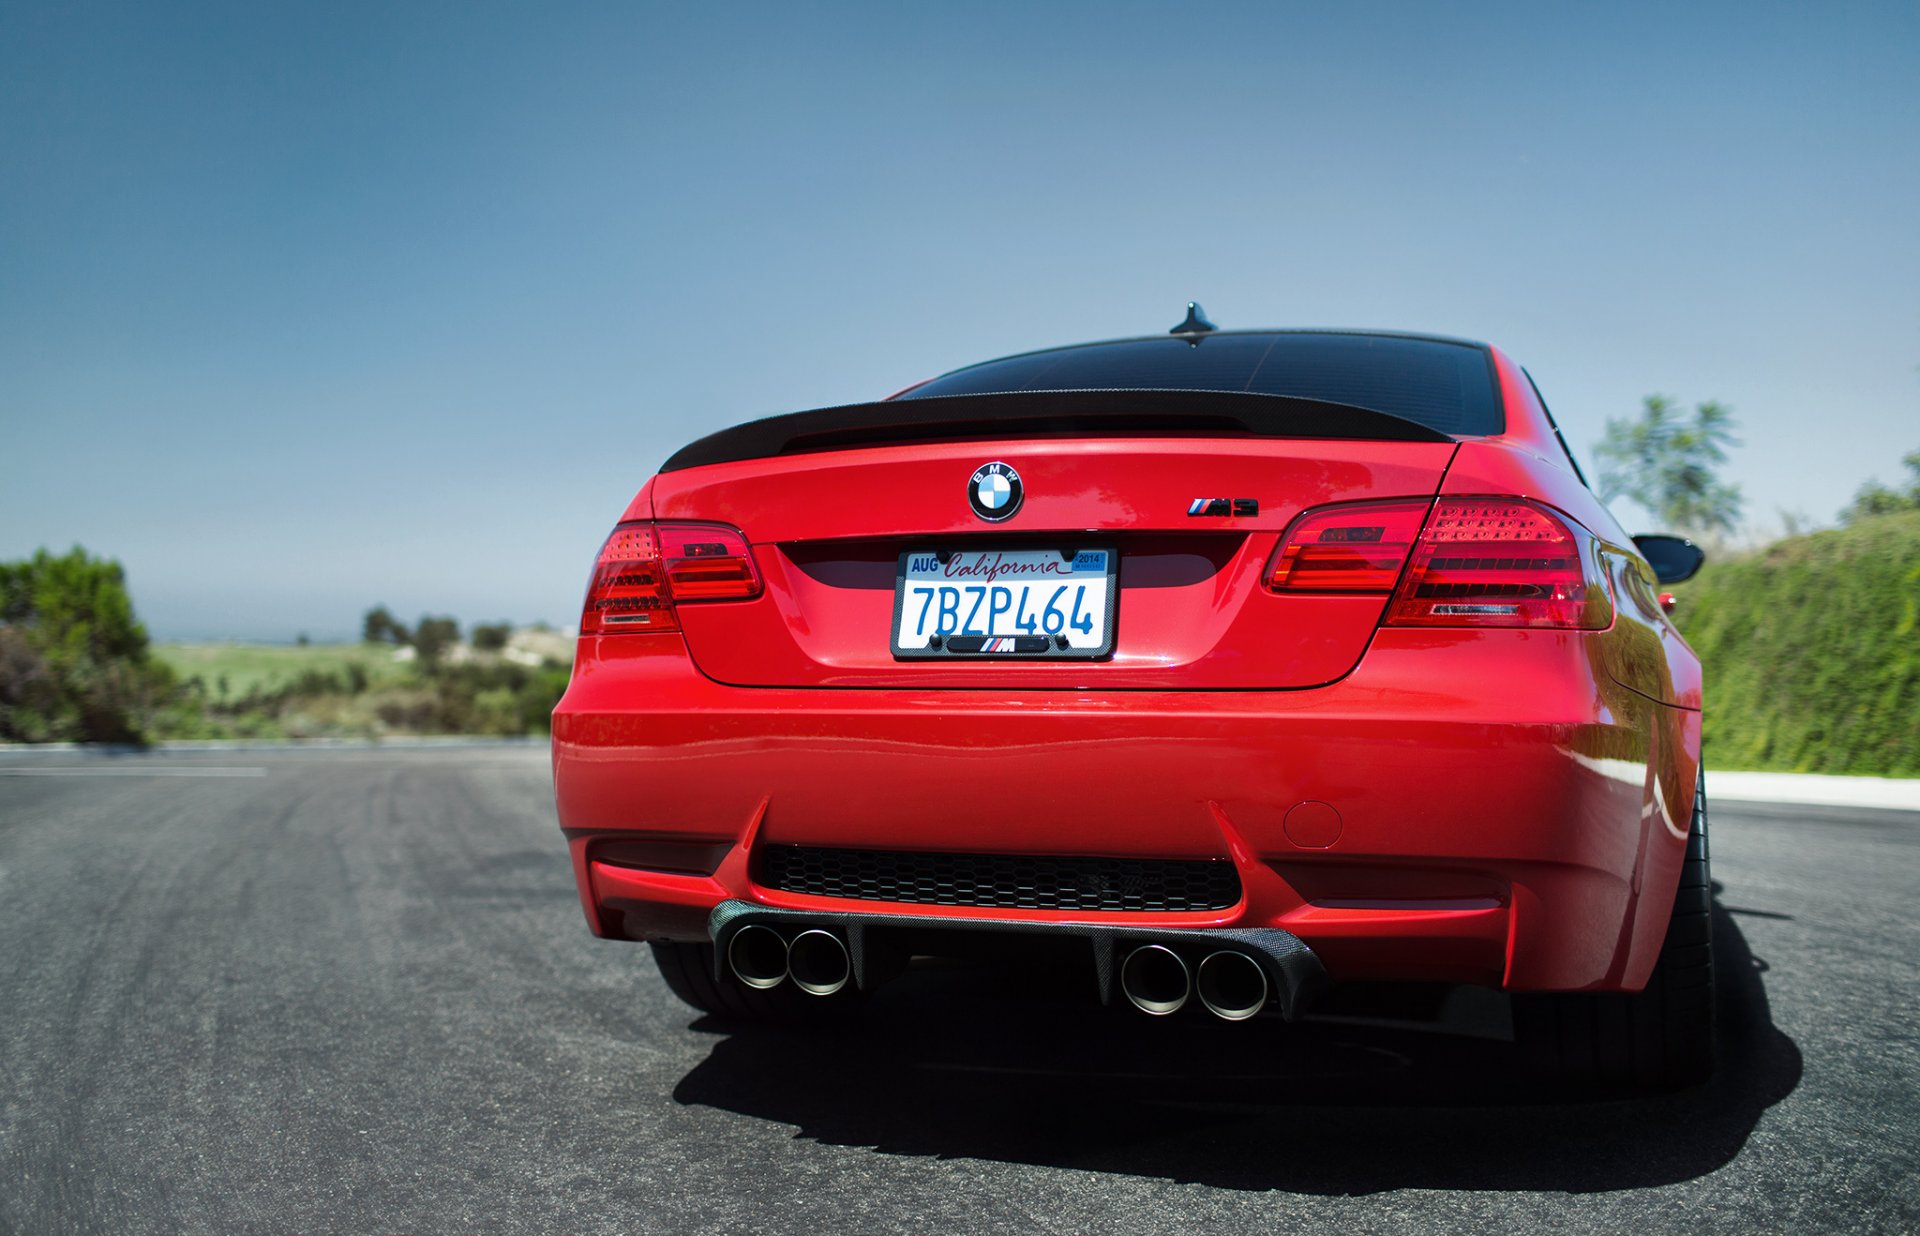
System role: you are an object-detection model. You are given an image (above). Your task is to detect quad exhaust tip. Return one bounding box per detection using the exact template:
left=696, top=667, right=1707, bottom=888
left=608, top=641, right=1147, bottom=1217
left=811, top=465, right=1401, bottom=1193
left=1120, top=944, right=1191, bottom=1016
left=726, top=914, right=1281, bottom=1018
left=726, top=924, right=789, bottom=990
left=1122, top=945, right=1272, bottom=1020
left=1196, top=950, right=1270, bottom=1021
left=786, top=929, right=852, bottom=997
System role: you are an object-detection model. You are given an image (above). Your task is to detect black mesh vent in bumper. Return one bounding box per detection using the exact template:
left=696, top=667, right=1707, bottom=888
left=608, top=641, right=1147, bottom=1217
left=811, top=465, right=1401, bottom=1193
left=757, top=845, right=1241, bottom=913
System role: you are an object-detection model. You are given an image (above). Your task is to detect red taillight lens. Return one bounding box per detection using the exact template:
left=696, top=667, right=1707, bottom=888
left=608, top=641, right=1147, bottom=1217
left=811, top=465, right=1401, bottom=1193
left=1267, top=500, right=1431, bottom=591
left=579, top=521, right=761, bottom=636
left=1386, top=499, right=1613, bottom=629
left=582, top=523, right=675, bottom=635
left=656, top=524, right=762, bottom=601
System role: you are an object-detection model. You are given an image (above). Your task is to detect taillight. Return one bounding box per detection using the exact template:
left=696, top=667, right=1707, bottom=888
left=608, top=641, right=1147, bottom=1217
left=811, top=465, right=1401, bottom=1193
left=656, top=524, right=761, bottom=600
left=1385, top=499, right=1612, bottom=629
left=579, top=521, right=761, bottom=636
left=581, top=523, right=675, bottom=635
left=1267, top=500, right=1430, bottom=591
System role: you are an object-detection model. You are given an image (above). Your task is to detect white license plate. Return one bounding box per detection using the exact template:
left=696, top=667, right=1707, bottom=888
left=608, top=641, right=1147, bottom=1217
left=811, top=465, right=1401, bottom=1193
left=892, top=547, right=1117, bottom=658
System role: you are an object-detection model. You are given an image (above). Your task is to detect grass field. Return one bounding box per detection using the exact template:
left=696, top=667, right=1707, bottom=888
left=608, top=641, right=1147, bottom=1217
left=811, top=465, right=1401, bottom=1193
left=155, top=641, right=409, bottom=699
left=144, top=637, right=572, bottom=740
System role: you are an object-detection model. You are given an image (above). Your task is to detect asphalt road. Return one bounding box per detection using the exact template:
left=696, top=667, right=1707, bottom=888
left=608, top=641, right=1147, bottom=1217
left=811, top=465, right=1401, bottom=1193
left=2, top=746, right=1915, bottom=1234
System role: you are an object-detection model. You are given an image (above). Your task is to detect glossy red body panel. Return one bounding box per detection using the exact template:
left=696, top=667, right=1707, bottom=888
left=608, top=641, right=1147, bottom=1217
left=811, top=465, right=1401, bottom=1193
left=554, top=338, right=1705, bottom=995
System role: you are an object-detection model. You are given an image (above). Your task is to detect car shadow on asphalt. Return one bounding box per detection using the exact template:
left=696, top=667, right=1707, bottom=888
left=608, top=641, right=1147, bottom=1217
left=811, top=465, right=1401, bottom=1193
left=670, top=887, right=1802, bottom=1194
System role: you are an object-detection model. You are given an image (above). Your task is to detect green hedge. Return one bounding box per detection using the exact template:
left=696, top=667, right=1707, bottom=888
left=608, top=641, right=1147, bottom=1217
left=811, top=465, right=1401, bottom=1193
left=1672, top=510, right=1920, bottom=775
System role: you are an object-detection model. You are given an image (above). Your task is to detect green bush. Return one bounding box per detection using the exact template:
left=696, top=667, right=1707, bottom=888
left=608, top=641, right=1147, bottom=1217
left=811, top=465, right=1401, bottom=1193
left=412, top=615, right=460, bottom=666
left=1672, top=510, right=1920, bottom=775
left=471, top=622, right=511, bottom=652
left=419, top=660, right=569, bottom=736
left=0, top=548, right=178, bottom=743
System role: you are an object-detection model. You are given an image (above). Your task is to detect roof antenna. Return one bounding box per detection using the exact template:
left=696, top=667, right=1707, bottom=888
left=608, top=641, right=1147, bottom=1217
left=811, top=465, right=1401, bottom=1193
left=1169, top=301, right=1217, bottom=343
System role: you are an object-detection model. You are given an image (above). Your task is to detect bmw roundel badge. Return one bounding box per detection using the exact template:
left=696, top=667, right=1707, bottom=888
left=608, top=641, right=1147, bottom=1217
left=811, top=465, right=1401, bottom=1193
left=968, top=461, right=1022, bottom=521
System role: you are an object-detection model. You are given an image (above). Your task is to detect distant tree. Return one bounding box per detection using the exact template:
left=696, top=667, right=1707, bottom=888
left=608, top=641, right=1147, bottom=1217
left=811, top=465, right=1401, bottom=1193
left=1839, top=449, right=1920, bottom=525
left=470, top=622, right=511, bottom=653
left=1776, top=508, right=1818, bottom=538
left=1593, top=396, right=1743, bottom=537
left=362, top=605, right=409, bottom=645
left=296, top=632, right=311, bottom=647
left=0, top=547, right=176, bottom=743
left=412, top=615, right=460, bottom=666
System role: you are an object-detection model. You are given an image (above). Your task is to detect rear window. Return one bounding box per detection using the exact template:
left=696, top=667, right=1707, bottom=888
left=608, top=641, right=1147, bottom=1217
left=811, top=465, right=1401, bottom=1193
left=902, top=332, right=1502, bottom=436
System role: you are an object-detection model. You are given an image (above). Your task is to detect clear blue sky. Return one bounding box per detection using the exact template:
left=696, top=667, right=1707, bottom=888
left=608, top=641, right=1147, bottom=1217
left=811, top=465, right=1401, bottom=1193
left=3, top=0, right=1915, bottom=640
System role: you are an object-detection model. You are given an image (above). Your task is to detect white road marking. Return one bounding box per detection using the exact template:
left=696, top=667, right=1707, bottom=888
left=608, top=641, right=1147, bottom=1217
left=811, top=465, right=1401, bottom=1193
left=0, top=767, right=268, bottom=778
left=1710, top=771, right=1920, bottom=812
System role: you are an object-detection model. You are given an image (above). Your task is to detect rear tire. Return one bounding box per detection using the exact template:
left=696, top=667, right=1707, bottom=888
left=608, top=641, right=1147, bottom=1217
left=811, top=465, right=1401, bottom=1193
left=1516, top=768, right=1716, bottom=1089
left=649, top=940, right=861, bottom=1023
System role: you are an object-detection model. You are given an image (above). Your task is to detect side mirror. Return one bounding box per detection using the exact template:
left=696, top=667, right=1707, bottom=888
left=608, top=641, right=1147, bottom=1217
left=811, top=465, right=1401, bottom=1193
left=1633, top=534, right=1705, bottom=585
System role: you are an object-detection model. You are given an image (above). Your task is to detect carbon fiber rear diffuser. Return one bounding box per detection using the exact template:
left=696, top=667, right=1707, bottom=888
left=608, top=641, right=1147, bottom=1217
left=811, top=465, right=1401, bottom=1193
left=707, top=899, right=1328, bottom=1020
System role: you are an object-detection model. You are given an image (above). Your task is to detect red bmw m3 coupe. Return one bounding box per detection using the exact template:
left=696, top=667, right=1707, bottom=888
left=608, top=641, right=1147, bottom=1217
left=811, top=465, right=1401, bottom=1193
left=552, top=308, right=1715, bottom=1087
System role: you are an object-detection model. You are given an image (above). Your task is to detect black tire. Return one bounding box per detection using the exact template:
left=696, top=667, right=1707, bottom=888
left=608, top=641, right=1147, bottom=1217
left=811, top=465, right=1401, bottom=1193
left=1516, top=768, right=1716, bottom=1089
left=649, top=939, right=862, bottom=1023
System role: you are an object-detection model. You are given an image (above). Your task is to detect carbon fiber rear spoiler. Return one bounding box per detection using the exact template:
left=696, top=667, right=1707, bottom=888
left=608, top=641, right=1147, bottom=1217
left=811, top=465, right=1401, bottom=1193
left=659, top=388, right=1456, bottom=472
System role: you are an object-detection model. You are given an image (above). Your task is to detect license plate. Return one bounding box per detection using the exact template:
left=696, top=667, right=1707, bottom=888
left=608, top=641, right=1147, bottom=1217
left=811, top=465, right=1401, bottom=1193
left=892, top=547, right=1117, bottom=658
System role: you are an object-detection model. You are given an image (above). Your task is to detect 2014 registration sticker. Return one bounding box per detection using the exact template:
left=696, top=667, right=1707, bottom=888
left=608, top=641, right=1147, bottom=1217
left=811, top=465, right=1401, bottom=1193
left=891, top=547, right=1117, bottom=659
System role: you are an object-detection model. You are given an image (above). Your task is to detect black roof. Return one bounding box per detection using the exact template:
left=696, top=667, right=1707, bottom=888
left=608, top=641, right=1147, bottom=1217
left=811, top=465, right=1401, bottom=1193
left=658, top=328, right=1497, bottom=473
left=917, top=327, right=1492, bottom=378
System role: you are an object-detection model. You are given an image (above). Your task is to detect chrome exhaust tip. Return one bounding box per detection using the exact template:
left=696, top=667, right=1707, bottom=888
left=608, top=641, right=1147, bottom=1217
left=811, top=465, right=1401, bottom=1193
left=786, top=929, right=852, bottom=997
left=1196, top=951, right=1270, bottom=1021
left=1120, top=944, right=1191, bottom=1015
left=726, top=924, right=790, bottom=990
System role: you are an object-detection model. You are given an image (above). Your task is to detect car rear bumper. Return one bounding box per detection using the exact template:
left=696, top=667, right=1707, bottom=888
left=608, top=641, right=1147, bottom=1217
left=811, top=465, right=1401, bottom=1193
left=553, top=630, right=1700, bottom=993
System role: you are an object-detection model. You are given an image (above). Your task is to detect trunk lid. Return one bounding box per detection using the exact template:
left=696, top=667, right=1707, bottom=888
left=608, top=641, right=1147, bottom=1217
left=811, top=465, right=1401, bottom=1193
left=652, top=435, right=1456, bottom=689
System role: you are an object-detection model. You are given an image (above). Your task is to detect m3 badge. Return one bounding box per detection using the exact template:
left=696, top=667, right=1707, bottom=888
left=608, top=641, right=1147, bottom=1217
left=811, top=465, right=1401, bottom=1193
left=1187, top=498, right=1259, bottom=517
